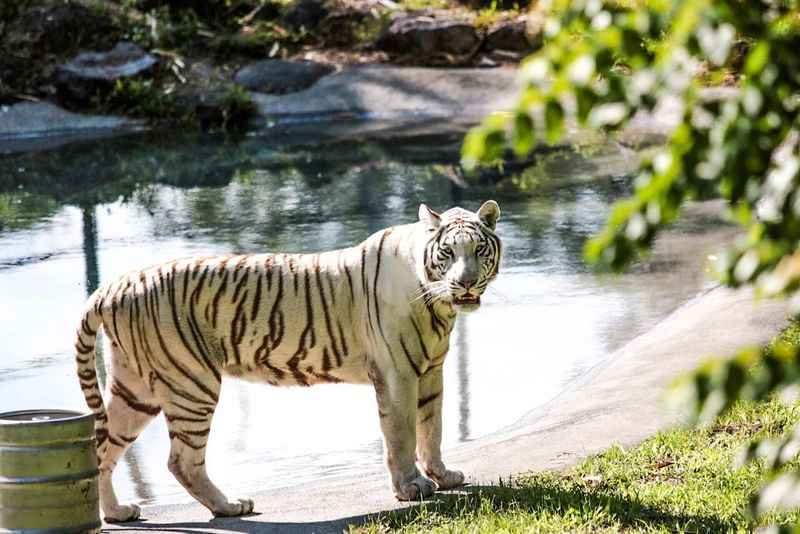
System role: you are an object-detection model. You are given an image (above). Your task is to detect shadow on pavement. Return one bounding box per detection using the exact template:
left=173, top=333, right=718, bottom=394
left=103, top=514, right=365, bottom=534
left=103, top=479, right=737, bottom=533
left=365, top=482, right=736, bottom=533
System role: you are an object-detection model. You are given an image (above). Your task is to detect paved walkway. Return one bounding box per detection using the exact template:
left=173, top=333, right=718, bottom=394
left=104, top=285, right=789, bottom=533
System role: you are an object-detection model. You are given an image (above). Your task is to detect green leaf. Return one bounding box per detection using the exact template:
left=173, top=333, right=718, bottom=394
left=745, top=41, right=771, bottom=76
left=544, top=99, right=565, bottom=145
left=513, top=111, right=535, bottom=157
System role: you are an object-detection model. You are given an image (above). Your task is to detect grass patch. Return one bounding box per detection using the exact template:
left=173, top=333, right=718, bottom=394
left=354, top=321, right=800, bottom=533
left=473, top=2, right=518, bottom=30
left=397, top=0, right=453, bottom=11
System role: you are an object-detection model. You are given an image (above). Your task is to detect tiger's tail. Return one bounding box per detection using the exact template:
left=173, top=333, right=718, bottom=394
left=74, top=289, right=108, bottom=459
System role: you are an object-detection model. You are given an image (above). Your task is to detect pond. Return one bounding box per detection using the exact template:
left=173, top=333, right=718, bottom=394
left=0, top=121, right=730, bottom=506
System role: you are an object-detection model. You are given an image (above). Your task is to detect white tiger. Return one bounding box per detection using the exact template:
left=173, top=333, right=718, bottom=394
left=74, top=201, right=502, bottom=521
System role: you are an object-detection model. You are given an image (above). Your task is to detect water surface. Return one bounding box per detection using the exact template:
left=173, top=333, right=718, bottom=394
left=0, top=123, right=730, bottom=505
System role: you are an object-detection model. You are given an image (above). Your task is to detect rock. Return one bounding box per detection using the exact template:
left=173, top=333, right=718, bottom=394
left=0, top=4, right=118, bottom=100
left=374, top=13, right=481, bottom=58
left=455, top=0, right=531, bottom=9
left=283, top=0, right=330, bottom=31
left=54, top=42, right=157, bottom=106
left=239, top=1, right=283, bottom=24
left=234, top=60, right=335, bottom=94
left=171, top=90, right=256, bottom=130
left=3, top=4, right=117, bottom=57
left=133, top=0, right=256, bottom=20
left=0, top=102, right=144, bottom=144
left=316, top=8, right=381, bottom=48
left=485, top=19, right=535, bottom=53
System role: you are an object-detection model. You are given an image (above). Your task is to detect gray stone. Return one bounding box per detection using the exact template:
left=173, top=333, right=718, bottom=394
left=0, top=102, right=145, bottom=153
left=485, top=19, right=535, bottom=53
left=316, top=8, right=376, bottom=48
left=234, top=60, right=335, bottom=94
left=54, top=42, right=157, bottom=105
left=250, top=65, right=520, bottom=120
left=282, top=0, right=330, bottom=30
left=374, top=13, right=481, bottom=58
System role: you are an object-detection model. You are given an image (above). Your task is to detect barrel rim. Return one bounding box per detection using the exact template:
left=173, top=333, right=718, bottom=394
left=0, top=409, right=94, bottom=427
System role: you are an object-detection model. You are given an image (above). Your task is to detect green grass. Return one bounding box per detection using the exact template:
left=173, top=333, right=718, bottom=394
left=354, top=322, right=800, bottom=533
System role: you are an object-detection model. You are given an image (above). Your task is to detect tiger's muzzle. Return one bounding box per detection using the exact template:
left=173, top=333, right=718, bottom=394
left=451, top=292, right=481, bottom=312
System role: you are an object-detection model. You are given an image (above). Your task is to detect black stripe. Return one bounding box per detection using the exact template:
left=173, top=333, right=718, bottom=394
left=399, top=336, right=422, bottom=377
left=252, top=273, right=263, bottom=321
left=81, top=318, right=96, bottom=337
left=418, top=391, right=441, bottom=409
left=130, top=294, right=143, bottom=377
left=111, top=381, right=161, bottom=416
left=410, top=317, right=431, bottom=361
left=169, top=431, right=206, bottom=449
left=232, top=267, right=249, bottom=303
left=343, top=263, right=354, bottom=302
left=230, top=293, right=248, bottom=365
left=168, top=265, right=221, bottom=383
left=150, top=310, right=220, bottom=403
left=315, top=261, right=343, bottom=368
left=211, top=270, right=229, bottom=328
left=267, top=266, right=284, bottom=350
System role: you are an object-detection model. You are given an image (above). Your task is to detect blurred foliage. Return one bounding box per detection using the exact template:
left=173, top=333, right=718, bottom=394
left=208, top=20, right=311, bottom=57
left=115, top=4, right=205, bottom=50
left=95, top=79, right=180, bottom=118
left=0, top=192, right=59, bottom=232
left=462, top=0, right=800, bottom=527
left=91, top=79, right=255, bottom=130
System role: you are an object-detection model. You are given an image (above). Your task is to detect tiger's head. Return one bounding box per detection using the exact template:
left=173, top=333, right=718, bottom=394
left=418, top=200, right=502, bottom=313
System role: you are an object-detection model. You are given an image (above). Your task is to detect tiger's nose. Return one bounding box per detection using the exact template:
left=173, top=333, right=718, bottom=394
left=461, top=279, right=477, bottom=291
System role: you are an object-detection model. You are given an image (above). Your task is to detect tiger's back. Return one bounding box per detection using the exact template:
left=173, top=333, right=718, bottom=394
left=100, top=248, right=376, bottom=389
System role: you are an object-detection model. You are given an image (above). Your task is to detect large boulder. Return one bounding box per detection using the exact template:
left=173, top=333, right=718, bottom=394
left=233, top=59, right=335, bottom=94
left=374, top=12, right=482, bottom=58
left=282, top=0, right=331, bottom=31
left=54, top=42, right=158, bottom=106
left=3, top=4, right=116, bottom=57
left=484, top=19, right=536, bottom=53
left=0, top=3, right=118, bottom=101
left=316, top=7, right=381, bottom=48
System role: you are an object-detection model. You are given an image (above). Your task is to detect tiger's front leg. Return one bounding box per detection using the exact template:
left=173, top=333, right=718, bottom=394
left=416, top=366, right=465, bottom=490
left=370, top=362, right=437, bottom=501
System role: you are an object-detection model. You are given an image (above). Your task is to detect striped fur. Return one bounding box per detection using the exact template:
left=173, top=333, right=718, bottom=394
left=75, top=201, right=501, bottom=521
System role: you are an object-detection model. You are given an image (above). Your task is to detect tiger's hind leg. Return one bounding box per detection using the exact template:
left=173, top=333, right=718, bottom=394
left=162, top=397, right=255, bottom=517
left=99, top=351, right=161, bottom=522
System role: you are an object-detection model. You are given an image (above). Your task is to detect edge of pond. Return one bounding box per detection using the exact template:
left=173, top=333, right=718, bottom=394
left=103, top=282, right=789, bottom=533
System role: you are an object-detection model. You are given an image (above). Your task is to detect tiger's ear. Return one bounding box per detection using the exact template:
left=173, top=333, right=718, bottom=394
left=418, top=204, right=441, bottom=231
left=478, top=200, right=500, bottom=230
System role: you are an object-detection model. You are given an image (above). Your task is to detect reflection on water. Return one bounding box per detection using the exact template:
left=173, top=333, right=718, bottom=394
left=0, top=124, right=731, bottom=505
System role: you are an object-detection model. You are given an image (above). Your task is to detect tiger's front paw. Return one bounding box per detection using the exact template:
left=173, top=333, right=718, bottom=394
left=431, top=469, right=465, bottom=490
left=103, top=503, right=141, bottom=523
left=211, top=497, right=255, bottom=517
left=395, top=475, right=436, bottom=501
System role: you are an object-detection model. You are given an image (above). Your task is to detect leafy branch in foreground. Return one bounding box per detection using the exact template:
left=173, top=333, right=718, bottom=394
left=462, top=0, right=800, bottom=526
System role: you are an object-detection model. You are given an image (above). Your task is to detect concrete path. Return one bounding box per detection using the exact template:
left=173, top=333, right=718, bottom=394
left=250, top=65, right=519, bottom=121
left=104, top=285, right=789, bottom=533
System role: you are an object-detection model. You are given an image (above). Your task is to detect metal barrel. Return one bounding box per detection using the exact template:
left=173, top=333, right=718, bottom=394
left=0, top=410, right=100, bottom=534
